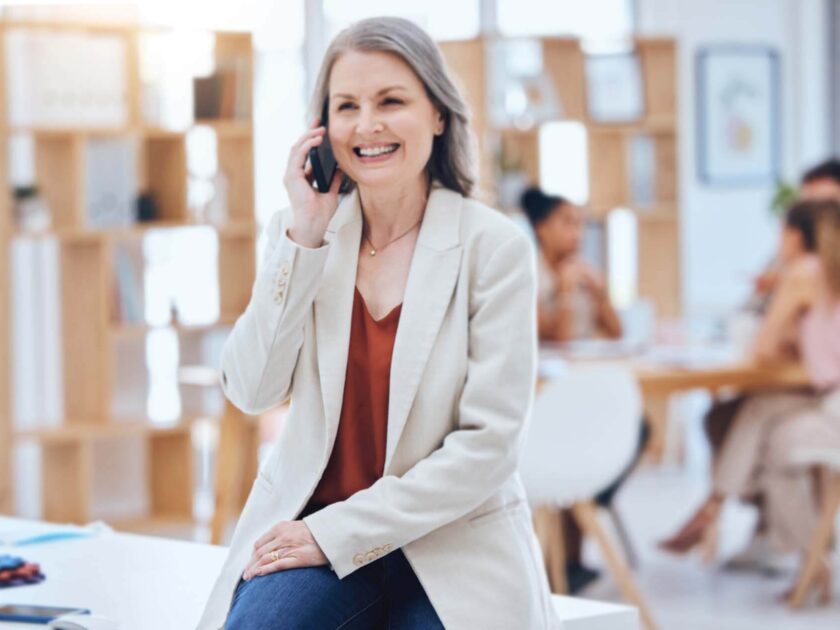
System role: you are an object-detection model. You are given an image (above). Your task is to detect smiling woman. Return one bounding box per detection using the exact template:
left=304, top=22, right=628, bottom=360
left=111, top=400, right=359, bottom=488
left=198, top=16, right=560, bottom=630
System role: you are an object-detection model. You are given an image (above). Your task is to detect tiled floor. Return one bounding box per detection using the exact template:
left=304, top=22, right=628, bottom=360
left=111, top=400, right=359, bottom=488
left=581, top=466, right=840, bottom=629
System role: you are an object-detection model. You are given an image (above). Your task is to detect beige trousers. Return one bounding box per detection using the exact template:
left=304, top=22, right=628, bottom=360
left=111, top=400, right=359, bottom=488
left=713, top=389, right=840, bottom=553
left=761, top=389, right=840, bottom=553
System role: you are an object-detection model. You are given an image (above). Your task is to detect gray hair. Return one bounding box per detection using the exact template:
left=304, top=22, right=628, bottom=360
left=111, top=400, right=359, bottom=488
left=309, top=16, right=476, bottom=197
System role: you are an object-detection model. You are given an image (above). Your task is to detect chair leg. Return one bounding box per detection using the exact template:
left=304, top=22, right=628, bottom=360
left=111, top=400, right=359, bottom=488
left=572, top=501, right=658, bottom=630
left=607, top=505, right=639, bottom=569
left=533, top=506, right=568, bottom=594
left=789, top=471, right=840, bottom=609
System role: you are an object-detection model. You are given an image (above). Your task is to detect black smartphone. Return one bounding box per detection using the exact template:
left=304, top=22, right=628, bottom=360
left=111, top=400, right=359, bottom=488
left=0, top=604, right=90, bottom=623
left=309, top=105, right=338, bottom=194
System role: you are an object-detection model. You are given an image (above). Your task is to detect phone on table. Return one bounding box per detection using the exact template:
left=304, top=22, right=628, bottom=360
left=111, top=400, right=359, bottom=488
left=309, top=105, right=338, bottom=194
left=0, top=604, right=90, bottom=624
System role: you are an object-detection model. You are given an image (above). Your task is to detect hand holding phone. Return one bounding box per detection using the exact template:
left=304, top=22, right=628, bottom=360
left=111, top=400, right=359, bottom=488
left=284, top=116, right=343, bottom=249
left=309, top=133, right=338, bottom=194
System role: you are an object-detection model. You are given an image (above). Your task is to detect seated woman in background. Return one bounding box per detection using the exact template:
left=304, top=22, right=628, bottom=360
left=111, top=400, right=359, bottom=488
left=520, top=187, right=622, bottom=342
left=760, top=201, right=840, bottom=602
left=659, top=201, right=828, bottom=562
left=700, top=160, right=840, bottom=572
left=521, top=187, right=631, bottom=594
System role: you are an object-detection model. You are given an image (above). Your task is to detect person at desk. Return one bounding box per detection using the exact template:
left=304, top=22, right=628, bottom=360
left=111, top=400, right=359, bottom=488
left=659, top=201, right=829, bottom=567
left=760, top=201, right=840, bottom=602
left=747, top=159, right=840, bottom=313
left=522, top=187, right=637, bottom=594
left=697, top=160, right=840, bottom=571
left=520, top=187, right=622, bottom=342
left=198, top=17, right=558, bottom=630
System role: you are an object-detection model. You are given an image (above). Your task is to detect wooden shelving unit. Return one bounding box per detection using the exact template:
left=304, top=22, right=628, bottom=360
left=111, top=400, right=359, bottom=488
left=0, top=19, right=258, bottom=527
left=440, top=36, right=682, bottom=317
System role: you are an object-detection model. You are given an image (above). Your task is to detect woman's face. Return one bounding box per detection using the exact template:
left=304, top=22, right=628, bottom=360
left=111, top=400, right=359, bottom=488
left=326, top=50, right=443, bottom=192
left=536, top=203, right=584, bottom=257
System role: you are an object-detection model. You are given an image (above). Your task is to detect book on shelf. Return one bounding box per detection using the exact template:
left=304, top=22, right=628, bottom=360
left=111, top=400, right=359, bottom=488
left=113, top=247, right=143, bottom=324
left=193, top=57, right=251, bottom=121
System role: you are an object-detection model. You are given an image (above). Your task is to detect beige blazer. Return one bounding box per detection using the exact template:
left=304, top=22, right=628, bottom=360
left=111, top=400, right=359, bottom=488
left=197, top=186, right=559, bottom=629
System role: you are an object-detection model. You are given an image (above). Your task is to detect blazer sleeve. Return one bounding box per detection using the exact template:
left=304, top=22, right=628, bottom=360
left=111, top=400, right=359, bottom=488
left=220, top=208, right=330, bottom=414
left=304, top=230, right=537, bottom=578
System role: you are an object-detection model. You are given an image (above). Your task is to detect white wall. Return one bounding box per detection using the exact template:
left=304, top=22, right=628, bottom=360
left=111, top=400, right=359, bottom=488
left=637, top=0, right=831, bottom=316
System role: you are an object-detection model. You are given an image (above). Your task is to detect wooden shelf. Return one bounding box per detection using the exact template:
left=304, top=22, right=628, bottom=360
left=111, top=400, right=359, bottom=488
left=193, top=120, right=253, bottom=137
left=589, top=204, right=679, bottom=222
left=111, top=319, right=236, bottom=340
left=14, top=414, right=208, bottom=443
left=13, top=126, right=132, bottom=137
left=13, top=220, right=257, bottom=241
left=1, top=22, right=255, bottom=525
left=586, top=117, right=677, bottom=134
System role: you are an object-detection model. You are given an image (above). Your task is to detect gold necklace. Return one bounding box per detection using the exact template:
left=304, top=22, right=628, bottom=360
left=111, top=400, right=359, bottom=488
left=363, top=218, right=422, bottom=256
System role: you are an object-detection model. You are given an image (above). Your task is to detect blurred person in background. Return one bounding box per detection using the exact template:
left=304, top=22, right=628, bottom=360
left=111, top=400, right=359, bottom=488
left=759, top=201, right=840, bottom=603
left=697, top=160, right=840, bottom=573
left=659, top=201, right=831, bottom=577
left=521, top=187, right=622, bottom=343
left=522, top=186, right=644, bottom=594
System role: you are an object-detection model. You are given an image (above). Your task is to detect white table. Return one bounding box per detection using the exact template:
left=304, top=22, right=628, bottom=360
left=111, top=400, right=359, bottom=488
left=1, top=517, right=637, bottom=629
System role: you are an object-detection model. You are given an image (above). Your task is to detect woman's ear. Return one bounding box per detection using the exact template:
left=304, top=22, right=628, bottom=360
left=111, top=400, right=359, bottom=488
left=435, top=111, right=445, bottom=136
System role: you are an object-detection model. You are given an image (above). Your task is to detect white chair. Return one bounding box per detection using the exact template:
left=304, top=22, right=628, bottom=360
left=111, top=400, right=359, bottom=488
left=521, top=365, right=657, bottom=630
left=787, top=447, right=840, bottom=609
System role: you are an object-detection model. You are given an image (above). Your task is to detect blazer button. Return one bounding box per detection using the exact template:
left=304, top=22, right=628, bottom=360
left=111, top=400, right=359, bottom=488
left=279, top=261, right=291, bottom=275
left=353, top=554, right=365, bottom=567
left=383, top=544, right=393, bottom=552
left=365, top=551, right=377, bottom=563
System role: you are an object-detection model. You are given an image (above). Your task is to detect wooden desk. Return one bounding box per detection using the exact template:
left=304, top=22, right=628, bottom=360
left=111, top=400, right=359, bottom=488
left=540, top=344, right=810, bottom=462
left=636, top=359, right=808, bottom=461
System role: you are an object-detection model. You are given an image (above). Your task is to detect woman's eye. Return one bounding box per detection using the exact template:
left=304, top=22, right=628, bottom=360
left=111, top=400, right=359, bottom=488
left=382, top=98, right=403, bottom=106
left=337, top=102, right=355, bottom=111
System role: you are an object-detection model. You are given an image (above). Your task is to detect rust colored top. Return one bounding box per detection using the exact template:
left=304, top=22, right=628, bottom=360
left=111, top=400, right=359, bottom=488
left=306, top=287, right=402, bottom=509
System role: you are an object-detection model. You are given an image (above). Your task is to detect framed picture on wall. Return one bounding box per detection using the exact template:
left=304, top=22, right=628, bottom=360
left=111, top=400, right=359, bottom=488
left=696, top=45, right=781, bottom=185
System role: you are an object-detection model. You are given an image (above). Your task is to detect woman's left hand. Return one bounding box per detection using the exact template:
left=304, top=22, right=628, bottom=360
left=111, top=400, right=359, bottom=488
left=242, top=521, right=328, bottom=580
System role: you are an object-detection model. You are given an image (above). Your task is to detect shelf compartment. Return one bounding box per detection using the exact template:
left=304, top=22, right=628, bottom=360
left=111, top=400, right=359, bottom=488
left=636, top=38, right=677, bottom=123
left=141, top=135, right=188, bottom=222
left=149, top=428, right=194, bottom=517
left=217, top=134, right=254, bottom=224
left=42, top=440, right=91, bottom=523
left=588, top=129, right=628, bottom=209
left=218, top=232, right=256, bottom=322
left=60, top=238, right=111, bottom=423
left=637, top=217, right=681, bottom=318
left=34, top=132, right=85, bottom=230
left=542, top=38, right=586, bottom=121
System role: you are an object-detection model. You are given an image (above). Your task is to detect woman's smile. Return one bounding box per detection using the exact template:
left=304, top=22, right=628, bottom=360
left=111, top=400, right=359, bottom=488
left=353, top=142, right=401, bottom=165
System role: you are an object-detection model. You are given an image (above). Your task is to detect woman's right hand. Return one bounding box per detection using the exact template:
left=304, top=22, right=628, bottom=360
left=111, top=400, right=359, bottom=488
left=284, top=118, right=345, bottom=248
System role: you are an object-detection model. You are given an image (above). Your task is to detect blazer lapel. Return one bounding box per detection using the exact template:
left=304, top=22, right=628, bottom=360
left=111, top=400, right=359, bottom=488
left=385, top=187, right=463, bottom=470
left=315, top=192, right=362, bottom=450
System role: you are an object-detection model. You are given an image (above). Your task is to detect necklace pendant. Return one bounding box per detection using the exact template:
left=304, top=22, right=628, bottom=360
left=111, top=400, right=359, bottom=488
left=370, top=249, right=377, bottom=256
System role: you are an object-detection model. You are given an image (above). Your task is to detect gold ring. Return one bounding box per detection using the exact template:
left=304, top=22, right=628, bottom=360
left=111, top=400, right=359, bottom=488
left=270, top=550, right=280, bottom=562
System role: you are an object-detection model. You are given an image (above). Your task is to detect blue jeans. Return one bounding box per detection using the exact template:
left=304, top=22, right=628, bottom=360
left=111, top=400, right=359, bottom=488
left=225, top=549, right=444, bottom=629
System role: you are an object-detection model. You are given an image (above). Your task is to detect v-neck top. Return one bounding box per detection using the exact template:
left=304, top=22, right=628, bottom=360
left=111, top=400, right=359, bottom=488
left=306, top=287, right=402, bottom=509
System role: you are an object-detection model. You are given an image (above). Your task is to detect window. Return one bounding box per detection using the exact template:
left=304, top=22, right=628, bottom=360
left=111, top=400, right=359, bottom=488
left=323, top=0, right=481, bottom=42
left=497, top=0, right=635, bottom=52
